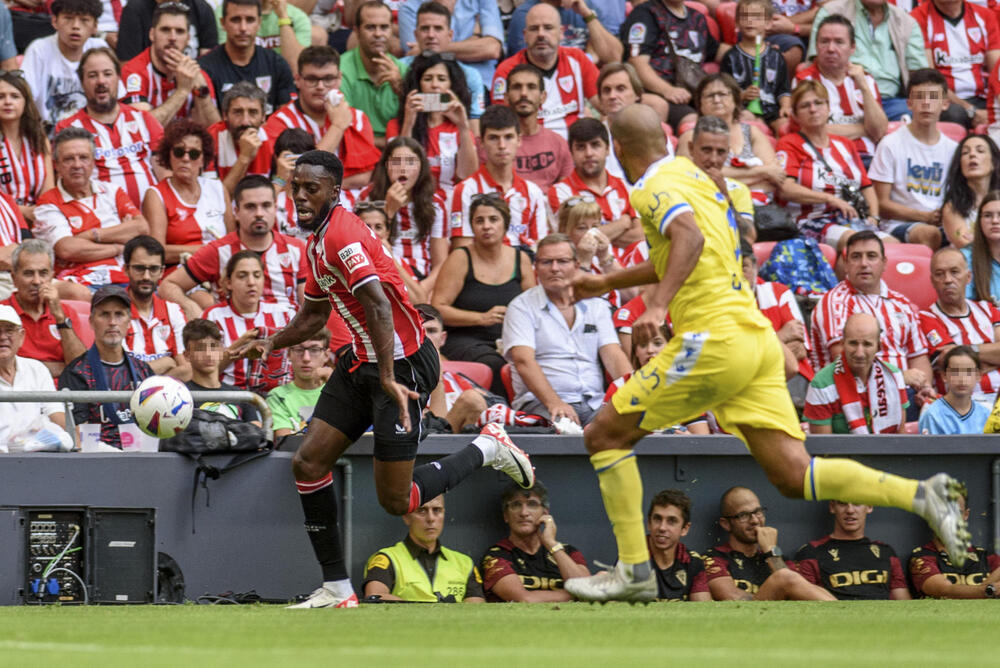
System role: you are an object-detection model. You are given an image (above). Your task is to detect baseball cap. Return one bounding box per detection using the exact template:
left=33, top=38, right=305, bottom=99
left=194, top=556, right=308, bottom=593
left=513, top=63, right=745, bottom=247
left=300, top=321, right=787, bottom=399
left=0, top=304, right=22, bottom=327
left=91, top=284, right=131, bottom=309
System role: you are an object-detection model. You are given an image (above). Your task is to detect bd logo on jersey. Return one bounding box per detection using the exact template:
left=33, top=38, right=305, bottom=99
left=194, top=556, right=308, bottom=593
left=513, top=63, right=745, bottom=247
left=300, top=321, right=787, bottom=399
left=338, top=242, right=370, bottom=273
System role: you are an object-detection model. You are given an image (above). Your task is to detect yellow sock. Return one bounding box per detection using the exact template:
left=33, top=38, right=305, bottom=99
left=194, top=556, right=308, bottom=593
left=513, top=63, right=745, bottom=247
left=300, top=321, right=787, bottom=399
left=591, top=449, right=649, bottom=565
left=803, top=457, right=918, bottom=511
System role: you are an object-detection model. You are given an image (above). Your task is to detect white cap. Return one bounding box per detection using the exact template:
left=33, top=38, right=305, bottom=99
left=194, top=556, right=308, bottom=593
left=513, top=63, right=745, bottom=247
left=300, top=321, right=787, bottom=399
left=0, top=304, right=22, bottom=327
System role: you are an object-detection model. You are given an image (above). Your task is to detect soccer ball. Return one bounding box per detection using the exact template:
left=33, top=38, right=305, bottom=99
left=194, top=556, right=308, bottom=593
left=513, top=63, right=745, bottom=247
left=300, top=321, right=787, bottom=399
left=130, top=376, right=194, bottom=439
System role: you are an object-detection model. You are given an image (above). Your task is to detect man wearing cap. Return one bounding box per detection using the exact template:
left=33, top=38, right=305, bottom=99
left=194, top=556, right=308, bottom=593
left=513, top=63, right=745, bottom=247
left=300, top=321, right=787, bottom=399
left=0, top=304, right=68, bottom=452
left=59, top=285, right=154, bottom=450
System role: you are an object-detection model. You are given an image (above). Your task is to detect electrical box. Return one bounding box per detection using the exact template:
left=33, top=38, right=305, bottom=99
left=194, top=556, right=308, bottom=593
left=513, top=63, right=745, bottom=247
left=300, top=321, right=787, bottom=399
left=24, top=509, right=87, bottom=604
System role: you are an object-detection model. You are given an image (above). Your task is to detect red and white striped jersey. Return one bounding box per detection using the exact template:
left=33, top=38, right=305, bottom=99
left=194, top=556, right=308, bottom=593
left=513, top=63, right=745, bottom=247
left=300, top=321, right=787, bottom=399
left=386, top=117, right=465, bottom=191
left=120, top=48, right=218, bottom=118
left=795, top=64, right=882, bottom=155
left=304, top=205, right=424, bottom=363
left=755, top=277, right=814, bottom=378
left=203, top=299, right=295, bottom=393
left=184, top=230, right=308, bottom=308
left=775, top=132, right=871, bottom=241
left=0, top=192, right=27, bottom=247
left=912, top=0, right=1000, bottom=99
left=547, top=169, right=636, bottom=226
left=614, top=239, right=649, bottom=268
left=810, top=279, right=929, bottom=371
left=263, top=101, right=380, bottom=178
left=0, top=134, right=48, bottom=206
left=986, top=59, right=1000, bottom=134
left=442, top=369, right=480, bottom=411
left=55, top=105, right=162, bottom=208
left=125, top=294, right=187, bottom=363
left=358, top=184, right=447, bottom=278
left=919, top=299, right=1000, bottom=395
left=611, top=293, right=674, bottom=334
left=33, top=179, right=136, bottom=286
left=274, top=190, right=307, bottom=241
left=148, top=176, right=228, bottom=247
left=206, top=121, right=274, bottom=182
left=449, top=166, right=548, bottom=246
left=492, top=47, right=599, bottom=140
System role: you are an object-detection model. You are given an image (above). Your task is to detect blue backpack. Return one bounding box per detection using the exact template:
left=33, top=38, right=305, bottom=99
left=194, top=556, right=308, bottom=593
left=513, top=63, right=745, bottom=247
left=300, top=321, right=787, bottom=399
left=758, top=238, right=838, bottom=296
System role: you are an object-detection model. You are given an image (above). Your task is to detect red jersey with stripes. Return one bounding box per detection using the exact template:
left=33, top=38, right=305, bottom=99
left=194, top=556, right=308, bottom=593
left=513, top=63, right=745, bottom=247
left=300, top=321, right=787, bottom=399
left=184, top=230, right=308, bottom=308
left=919, top=299, right=1000, bottom=396
left=492, top=47, right=599, bottom=139
left=358, top=184, right=447, bottom=278
left=206, top=121, right=274, bottom=182
left=148, top=176, right=228, bottom=247
left=755, top=277, right=815, bottom=379
left=912, top=1, right=1000, bottom=99
left=809, top=279, right=929, bottom=371
left=385, top=118, right=464, bottom=191
left=547, top=169, right=636, bottom=227
left=120, top=48, right=218, bottom=118
left=125, top=294, right=187, bottom=364
left=442, top=369, right=481, bottom=411
left=775, top=132, right=871, bottom=241
left=54, top=105, right=162, bottom=208
left=795, top=64, right=882, bottom=156
left=203, top=299, right=295, bottom=392
left=0, top=134, right=48, bottom=206
left=449, top=166, right=548, bottom=246
left=304, top=205, right=424, bottom=363
left=33, top=180, right=137, bottom=286
left=263, top=101, right=380, bottom=178
left=0, top=192, right=27, bottom=247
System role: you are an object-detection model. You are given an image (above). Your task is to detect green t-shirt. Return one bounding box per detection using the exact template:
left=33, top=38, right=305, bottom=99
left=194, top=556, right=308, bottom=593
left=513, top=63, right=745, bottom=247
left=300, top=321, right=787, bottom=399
left=267, top=381, right=322, bottom=434
left=339, top=47, right=407, bottom=137
left=216, top=5, right=311, bottom=54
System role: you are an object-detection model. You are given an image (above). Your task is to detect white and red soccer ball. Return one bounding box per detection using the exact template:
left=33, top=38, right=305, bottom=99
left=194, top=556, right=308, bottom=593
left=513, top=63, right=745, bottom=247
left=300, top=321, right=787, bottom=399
left=130, top=376, right=194, bottom=439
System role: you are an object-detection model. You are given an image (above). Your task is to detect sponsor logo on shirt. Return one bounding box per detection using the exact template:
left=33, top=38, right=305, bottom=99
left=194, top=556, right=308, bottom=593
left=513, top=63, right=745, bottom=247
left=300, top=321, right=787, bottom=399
left=628, top=23, right=646, bottom=44
left=450, top=211, right=464, bottom=229
left=338, top=242, right=369, bottom=273
left=95, top=142, right=147, bottom=160
left=126, top=74, right=143, bottom=93
left=493, top=78, right=506, bottom=99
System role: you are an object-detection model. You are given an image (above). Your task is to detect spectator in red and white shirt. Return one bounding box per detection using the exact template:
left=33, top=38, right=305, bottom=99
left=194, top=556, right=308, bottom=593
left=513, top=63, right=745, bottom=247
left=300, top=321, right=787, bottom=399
left=143, top=118, right=233, bottom=271
left=919, top=247, right=1000, bottom=407
left=794, top=15, right=888, bottom=161
left=358, top=137, right=448, bottom=290
left=0, top=191, right=28, bottom=299
left=548, top=117, right=642, bottom=254
left=208, top=81, right=274, bottom=196
left=492, top=3, right=599, bottom=140
left=122, top=235, right=190, bottom=379
left=159, top=174, right=308, bottom=320
left=55, top=47, right=163, bottom=209
left=0, top=70, right=54, bottom=225
left=263, top=46, right=380, bottom=191
left=119, top=2, right=221, bottom=129
left=204, top=249, right=294, bottom=393
left=33, top=127, right=150, bottom=296
left=912, top=0, right=1000, bottom=129
left=810, top=231, right=937, bottom=411
left=450, top=105, right=548, bottom=248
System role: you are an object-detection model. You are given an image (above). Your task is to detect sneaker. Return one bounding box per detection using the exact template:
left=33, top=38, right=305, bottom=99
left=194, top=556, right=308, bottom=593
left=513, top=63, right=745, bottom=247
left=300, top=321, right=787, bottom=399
left=479, top=423, right=534, bottom=488
left=286, top=587, right=359, bottom=609
left=913, top=473, right=971, bottom=567
left=564, top=561, right=657, bottom=604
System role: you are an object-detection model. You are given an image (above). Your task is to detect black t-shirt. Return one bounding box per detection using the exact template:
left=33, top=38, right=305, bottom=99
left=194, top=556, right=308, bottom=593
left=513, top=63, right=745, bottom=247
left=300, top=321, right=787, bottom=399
left=480, top=538, right=587, bottom=602
left=620, top=0, right=719, bottom=81
left=653, top=541, right=709, bottom=601
left=185, top=380, right=261, bottom=423
left=794, top=535, right=906, bottom=600
left=703, top=543, right=773, bottom=594
left=116, top=0, right=219, bottom=62
left=721, top=43, right=791, bottom=122
left=59, top=352, right=154, bottom=449
left=908, top=541, right=1000, bottom=597
left=198, top=45, right=295, bottom=114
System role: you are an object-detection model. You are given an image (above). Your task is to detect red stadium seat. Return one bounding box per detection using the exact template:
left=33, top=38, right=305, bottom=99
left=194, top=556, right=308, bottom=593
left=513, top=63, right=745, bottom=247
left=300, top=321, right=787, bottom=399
left=882, top=248, right=934, bottom=309
left=885, top=243, right=933, bottom=261
left=753, top=241, right=776, bottom=266
left=685, top=1, right=709, bottom=16
left=716, top=2, right=739, bottom=44
left=500, top=363, right=515, bottom=403
left=62, top=299, right=94, bottom=347
left=440, top=360, right=493, bottom=390
left=938, top=122, right=967, bottom=142
left=818, top=243, right=837, bottom=269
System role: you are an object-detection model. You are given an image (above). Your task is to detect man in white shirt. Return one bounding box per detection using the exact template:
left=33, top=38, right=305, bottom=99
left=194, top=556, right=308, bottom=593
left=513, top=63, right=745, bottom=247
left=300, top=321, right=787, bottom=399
left=869, top=69, right=955, bottom=250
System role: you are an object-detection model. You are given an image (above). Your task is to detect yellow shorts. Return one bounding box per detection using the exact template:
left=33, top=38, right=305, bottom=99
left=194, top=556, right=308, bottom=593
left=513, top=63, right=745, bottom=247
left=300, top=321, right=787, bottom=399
left=611, top=323, right=805, bottom=445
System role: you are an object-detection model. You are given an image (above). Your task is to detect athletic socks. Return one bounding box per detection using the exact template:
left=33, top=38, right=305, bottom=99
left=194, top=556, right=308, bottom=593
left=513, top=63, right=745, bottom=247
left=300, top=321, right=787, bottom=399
left=322, top=578, right=355, bottom=599
left=802, top=457, right=918, bottom=511
left=296, top=473, right=348, bottom=582
left=590, top=448, right=650, bottom=566
left=409, top=443, right=485, bottom=512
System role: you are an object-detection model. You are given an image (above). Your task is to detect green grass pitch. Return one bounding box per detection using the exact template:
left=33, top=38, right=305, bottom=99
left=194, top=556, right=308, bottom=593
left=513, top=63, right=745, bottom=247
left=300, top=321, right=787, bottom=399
left=0, top=601, right=995, bottom=667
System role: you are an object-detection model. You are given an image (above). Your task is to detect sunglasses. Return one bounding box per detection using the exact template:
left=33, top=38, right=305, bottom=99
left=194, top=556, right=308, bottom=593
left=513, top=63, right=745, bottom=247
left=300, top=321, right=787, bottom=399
left=0, top=69, right=25, bottom=80
left=420, top=50, right=456, bottom=61
left=562, top=195, right=594, bottom=209
left=354, top=200, right=387, bottom=214
left=158, top=1, right=190, bottom=12
left=470, top=192, right=504, bottom=206
left=172, top=146, right=203, bottom=160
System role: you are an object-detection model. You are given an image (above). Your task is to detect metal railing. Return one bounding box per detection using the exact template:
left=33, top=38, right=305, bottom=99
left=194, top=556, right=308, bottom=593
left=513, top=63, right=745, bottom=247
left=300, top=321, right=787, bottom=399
left=0, top=390, right=272, bottom=450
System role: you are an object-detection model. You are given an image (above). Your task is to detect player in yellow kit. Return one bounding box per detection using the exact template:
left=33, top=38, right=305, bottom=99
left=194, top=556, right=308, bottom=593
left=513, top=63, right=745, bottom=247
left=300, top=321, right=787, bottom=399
left=563, top=110, right=971, bottom=603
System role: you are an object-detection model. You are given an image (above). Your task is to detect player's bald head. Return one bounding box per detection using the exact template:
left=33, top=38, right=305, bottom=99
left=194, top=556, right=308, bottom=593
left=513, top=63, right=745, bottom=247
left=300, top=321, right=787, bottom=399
left=843, top=313, right=880, bottom=342
left=610, top=104, right=666, bottom=157
left=720, top=486, right=758, bottom=517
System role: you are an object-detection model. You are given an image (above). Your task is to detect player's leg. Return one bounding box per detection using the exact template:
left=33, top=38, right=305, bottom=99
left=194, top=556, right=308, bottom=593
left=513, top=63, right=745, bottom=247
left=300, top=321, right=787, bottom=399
left=755, top=568, right=836, bottom=601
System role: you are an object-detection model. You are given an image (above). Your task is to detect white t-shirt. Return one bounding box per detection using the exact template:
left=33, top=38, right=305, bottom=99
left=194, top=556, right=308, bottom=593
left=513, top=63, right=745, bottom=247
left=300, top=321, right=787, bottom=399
left=0, top=356, right=62, bottom=450
left=21, top=34, right=110, bottom=125
left=868, top=125, right=957, bottom=231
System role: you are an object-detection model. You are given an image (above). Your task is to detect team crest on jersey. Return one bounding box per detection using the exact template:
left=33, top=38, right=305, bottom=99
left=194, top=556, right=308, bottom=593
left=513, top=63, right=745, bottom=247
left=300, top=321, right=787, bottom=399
left=493, top=78, right=506, bottom=99
left=676, top=570, right=687, bottom=587
left=338, top=242, right=369, bottom=273
left=256, top=76, right=273, bottom=93
left=126, top=120, right=141, bottom=134
left=68, top=216, right=83, bottom=230
left=154, top=324, right=171, bottom=342
left=927, top=330, right=943, bottom=347
left=278, top=251, right=292, bottom=267
left=126, top=74, right=143, bottom=93
left=558, top=75, right=574, bottom=93
left=828, top=548, right=840, bottom=561
left=967, top=552, right=979, bottom=562
left=870, top=545, right=880, bottom=559
left=968, top=27, right=982, bottom=43
left=50, top=324, right=61, bottom=340
left=628, top=23, right=646, bottom=44
left=732, top=556, right=743, bottom=569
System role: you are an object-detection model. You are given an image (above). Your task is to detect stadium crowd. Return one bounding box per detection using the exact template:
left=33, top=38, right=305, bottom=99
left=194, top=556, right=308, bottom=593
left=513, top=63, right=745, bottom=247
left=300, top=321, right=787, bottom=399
left=2, top=0, right=1000, bottom=441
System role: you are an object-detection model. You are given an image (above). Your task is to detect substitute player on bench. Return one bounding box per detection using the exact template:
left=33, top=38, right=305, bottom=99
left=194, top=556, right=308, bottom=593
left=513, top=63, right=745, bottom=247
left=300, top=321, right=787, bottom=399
left=564, top=109, right=970, bottom=603
left=234, top=150, right=534, bottom=609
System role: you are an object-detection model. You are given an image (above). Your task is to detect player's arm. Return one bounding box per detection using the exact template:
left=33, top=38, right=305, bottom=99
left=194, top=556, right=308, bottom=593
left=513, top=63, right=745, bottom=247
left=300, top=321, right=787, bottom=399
left=490, top=574, right=573, bottom=602
left=573, top=260, right=658, bottom=300
left=707, top=575, right=753, bottom=601
left=267, top=296, right=332, bottom=352
left=918, top=574, right=994, bottom=599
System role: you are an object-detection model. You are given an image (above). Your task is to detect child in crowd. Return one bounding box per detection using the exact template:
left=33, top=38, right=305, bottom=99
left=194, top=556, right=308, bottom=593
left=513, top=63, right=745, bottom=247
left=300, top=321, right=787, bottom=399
left=182, top=318, right=261, bottom=425
left=920, top=346, right=991, bottom=435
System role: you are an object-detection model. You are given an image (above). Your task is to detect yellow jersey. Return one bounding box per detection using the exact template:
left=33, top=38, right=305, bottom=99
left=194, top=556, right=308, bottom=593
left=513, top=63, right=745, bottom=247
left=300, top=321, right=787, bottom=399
left=630, top=156, right=769, bottom=334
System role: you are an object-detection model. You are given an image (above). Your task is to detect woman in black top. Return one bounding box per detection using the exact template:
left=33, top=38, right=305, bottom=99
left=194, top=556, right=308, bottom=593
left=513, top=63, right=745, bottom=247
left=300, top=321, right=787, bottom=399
left=431, top=194, right=535, bottom=396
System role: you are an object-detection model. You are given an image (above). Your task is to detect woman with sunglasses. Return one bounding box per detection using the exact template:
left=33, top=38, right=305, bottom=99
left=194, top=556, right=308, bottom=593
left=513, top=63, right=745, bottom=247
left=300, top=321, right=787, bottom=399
left=143, top=118, right=233, bottom=270
left=0, top=71, right=54, bottom=224
left=359, top=137, right=448, bottom=290
left=386, top=52, right=477, bottom=194
left=432, top=194, right=535, bottom=396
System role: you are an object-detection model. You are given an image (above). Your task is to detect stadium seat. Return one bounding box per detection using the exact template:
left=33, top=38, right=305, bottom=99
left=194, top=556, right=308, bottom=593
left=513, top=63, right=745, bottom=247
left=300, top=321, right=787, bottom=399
left=938, top=122, right=967, bottom=142
left=882, top=248, right=934, bottom=309
left=818, top=243, right=837, bottom=269
left=885, top=243, right=933, bottom=261
left=716, top=2, right=738, bottom=44
left=500, top=363, right=515, bottom=403
left=62, top=300, right=94, bottom=347
left=440, top=360, right=493, bottom=390
left=753, top=241, right=776, bottom=266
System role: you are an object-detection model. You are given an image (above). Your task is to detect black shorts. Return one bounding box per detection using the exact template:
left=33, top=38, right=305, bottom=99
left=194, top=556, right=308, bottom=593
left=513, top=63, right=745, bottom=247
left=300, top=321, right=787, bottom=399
left=312, top=338, right=440, bottom=461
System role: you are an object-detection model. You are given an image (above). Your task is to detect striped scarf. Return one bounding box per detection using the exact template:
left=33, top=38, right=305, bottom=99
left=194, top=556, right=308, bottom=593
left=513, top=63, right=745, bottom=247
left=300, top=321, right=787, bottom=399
left=832, top=356, right=903, bottom=434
